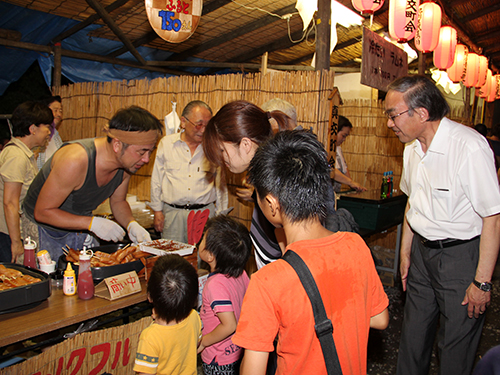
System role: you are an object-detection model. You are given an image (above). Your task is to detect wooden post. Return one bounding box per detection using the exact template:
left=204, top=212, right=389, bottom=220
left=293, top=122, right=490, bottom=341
left=53, top=42, right=62, bottom=90
left=418, top=51, right=426, bottom=75
left=316, top=0, right=331, bottom=71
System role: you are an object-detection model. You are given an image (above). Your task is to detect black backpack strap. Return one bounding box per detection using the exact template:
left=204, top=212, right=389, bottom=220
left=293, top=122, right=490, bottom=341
left=282, top=250, right=342, bottom=375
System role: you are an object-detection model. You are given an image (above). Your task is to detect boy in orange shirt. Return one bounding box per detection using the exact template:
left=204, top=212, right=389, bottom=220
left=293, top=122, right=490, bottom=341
left=232, top=130, right=389, bottom=375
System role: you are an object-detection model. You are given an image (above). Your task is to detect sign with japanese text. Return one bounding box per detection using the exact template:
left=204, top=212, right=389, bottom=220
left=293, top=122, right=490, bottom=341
left=327, top=88, right=341, bottom=170
left=95, top=271, right=141, bottom=301
left=0, top=316, right=152, bottom=375
left=145, top=0, right=202, bottom=43
left=361, top=27, right=409, bottom=92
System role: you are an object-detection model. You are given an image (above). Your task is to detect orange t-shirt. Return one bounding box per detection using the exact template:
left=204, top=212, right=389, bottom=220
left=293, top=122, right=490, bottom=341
left=233, top=232, right=389, bottom=375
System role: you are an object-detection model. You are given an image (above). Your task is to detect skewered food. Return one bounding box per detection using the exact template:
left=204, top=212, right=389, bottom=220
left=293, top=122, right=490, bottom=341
left=64, top=245, right=150, bottom=268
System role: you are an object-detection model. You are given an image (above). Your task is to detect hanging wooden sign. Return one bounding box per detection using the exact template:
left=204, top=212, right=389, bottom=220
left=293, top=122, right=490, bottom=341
left=145, top=0, right=202, bottom=43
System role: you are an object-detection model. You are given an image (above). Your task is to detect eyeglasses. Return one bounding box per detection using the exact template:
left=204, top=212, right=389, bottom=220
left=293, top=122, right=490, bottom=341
left=183, top=116, right=207, bottom=129
left=384, top=109, right=410, bottom=123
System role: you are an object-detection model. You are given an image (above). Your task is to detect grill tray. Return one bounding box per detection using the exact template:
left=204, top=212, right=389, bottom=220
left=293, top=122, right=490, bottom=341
left=58, top=244, right=144, bottom=282
left=0, top=263, right=51, bottom=314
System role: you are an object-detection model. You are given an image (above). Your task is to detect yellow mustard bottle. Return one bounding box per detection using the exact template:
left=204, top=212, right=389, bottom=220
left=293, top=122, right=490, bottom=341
left=63, top=262, right=76, bottom=296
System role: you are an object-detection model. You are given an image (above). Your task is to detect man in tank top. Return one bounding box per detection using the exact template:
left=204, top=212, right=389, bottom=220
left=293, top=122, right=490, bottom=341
left=23, top=106, right=163, bottom=260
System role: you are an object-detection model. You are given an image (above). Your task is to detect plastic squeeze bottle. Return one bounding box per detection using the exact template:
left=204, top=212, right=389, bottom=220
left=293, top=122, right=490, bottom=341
left=23, top=237, right=37, bottom=268
left=77, top=248, right=94, bottom=300
left=63, top=263, right=76, bottom=296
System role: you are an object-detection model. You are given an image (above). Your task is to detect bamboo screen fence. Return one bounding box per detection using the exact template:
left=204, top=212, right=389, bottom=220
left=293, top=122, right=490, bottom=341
left=54, top=71, right=407, bottom=249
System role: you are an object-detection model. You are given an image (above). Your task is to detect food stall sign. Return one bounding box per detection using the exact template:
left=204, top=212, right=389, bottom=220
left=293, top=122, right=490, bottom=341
left=145, top=0, right=202, bottom=43
left=95, top=271, right=141, bottom=300
left=361, top=27, right=408, bottom=92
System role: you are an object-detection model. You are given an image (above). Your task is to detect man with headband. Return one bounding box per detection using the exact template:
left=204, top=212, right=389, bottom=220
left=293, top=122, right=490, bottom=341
left=23, top=106, right=163, bottom=260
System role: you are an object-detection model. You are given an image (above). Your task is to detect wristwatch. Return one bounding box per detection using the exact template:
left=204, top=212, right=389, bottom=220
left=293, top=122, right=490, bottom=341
left=473, top=279, right=493, bottom=292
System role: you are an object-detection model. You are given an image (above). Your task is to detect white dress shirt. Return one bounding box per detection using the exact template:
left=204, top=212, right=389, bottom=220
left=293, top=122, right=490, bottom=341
left=400, top=117, right=500, bottom=240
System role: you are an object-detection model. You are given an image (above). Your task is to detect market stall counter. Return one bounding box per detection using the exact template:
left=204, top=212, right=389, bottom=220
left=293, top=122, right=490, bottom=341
left=337, top=189, right=407, bottom=277
left=0, top=278, right=148, bottom=349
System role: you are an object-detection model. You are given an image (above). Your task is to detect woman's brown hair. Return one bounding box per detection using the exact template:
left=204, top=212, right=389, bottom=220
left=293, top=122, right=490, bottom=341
left=203, top=100, right=294, bottom=168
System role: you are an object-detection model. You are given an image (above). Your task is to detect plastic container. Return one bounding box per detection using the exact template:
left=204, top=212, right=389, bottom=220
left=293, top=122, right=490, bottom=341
left=63, top=263, right=76, bottom=296
left=23, top=237, right=37, bottom=269
left=37, top=250, right=52, bottom=266
left=77, top=249, right=94, bottom=300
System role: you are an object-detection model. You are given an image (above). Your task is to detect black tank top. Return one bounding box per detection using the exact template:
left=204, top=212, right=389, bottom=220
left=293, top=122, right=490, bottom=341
left=23, top=138, right=124, bottom=232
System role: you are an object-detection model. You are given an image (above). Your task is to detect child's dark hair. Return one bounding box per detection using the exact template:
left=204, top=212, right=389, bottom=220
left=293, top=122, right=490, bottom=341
left=202, top=216, right=251, bottom=278
left=147, top=254, right=198, bottom=323
left=247, top=129, right=331, bottom=223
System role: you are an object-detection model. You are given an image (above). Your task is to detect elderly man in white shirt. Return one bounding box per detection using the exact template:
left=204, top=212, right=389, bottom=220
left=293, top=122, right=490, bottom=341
left=150, top=101, right=228, bottom=244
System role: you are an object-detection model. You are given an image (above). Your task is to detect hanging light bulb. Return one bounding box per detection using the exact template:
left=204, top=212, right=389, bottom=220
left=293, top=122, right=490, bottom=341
left=415, top=2, right=441, bottom=53
left=477, top=70, right=492, bottom=99
left=351, top=0, right=384, bottom=15
left=462, top=53, right=480, bottom=87
left=447, top=44, right=468, bottom=83
left=433, top=26, right=457, bottom=69
left=389, top=0, right=420, bottom=43
left=475, top=56, right=489, bottom=88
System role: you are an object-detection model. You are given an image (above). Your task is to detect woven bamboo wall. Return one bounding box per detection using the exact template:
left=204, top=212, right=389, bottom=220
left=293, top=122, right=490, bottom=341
left=339, top=99, right=405, bottom=191
left=54, top=70, right=336, bottom=228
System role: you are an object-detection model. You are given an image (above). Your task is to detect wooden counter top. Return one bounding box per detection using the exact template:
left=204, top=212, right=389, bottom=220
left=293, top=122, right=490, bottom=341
left=0, top=279, right=148, bottom=348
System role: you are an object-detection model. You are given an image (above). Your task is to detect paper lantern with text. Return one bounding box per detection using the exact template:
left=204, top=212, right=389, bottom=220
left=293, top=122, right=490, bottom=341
left=415, top=2, right=441, bottom=53
left=352, top=0, right=384, bottom=15
left=447, top=44, right=468, bottom=83
left=145, top=0, right=202, bottom=43
left=475, top=56, right=489, bottom=88
left=477, top=70, right=492, bottom=98
left=462, top=53, right=480, bottom=87
left=433, top=26, right=456, bottom=69
left=486, top=74, right=499, bottom=102
left=389, top=0, right=420, bottom=43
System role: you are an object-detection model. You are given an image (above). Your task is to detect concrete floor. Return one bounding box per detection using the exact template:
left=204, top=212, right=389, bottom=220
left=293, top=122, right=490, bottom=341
left=366, top=261, right=500, bottom=375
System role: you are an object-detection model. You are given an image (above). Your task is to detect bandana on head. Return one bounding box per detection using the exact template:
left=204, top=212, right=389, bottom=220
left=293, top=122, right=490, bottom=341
left=104, top=124, right=160, bottom=145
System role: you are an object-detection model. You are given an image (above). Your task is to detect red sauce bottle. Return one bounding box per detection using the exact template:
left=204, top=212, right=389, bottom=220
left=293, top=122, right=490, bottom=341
left=77, top=248, right=94, bottom=300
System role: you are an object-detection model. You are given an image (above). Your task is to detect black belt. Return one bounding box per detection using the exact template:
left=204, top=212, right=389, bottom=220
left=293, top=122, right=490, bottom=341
left=420, top=235, right=480, bottom=249
left=166, top=202, right=213, bottom=210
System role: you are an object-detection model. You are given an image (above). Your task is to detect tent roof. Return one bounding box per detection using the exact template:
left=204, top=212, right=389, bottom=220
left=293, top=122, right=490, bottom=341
left=0, top=0, right=499, bottom=91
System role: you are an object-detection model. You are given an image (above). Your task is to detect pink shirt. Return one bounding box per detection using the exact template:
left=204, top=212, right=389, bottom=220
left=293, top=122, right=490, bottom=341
left=200, top=271, right=249, bottom=365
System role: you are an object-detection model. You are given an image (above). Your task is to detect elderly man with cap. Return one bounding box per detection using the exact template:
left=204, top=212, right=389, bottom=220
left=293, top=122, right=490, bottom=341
left=23, top=106, right=163, bottom=260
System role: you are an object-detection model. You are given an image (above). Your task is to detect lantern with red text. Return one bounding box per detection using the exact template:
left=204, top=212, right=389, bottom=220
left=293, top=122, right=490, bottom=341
left=462, top=53, right=480, bottom=87
left=389, top=0, right=420, bottom=43
left=477, top=70, right=492, bottom=98
left=415, top=2, right=441, bottom=53
left=447, top=44, right=468, bottom=83
left=433, top=26, right=456, bottom=69
left=352, top=0, right=384, bottom=15
left=475, top=56, right=488, bottom=88
left=487, top=75, right=498, bottom=102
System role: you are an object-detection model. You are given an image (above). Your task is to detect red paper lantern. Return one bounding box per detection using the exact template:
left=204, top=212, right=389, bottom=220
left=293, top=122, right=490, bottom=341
left=462, top=53, right=480, bottom=87
left=477, top=70, right=492, bottom=98
left=389, top=0, right=420, bottom=43
left=475, top=56, right=489, bottom=88
left=487, top=74, right=498, bottom=102
left=447, top=44, right=468, bottom=83
left=415, top=2, right=441, bottom=53
left=351, top=0, right=384, bottom=15
left=433, top=26, right=456, bottom=69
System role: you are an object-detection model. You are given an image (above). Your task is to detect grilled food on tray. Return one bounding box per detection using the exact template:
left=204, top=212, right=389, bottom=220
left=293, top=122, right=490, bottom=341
left=0, top=264, right=42, bottom=291
left=65, top=245, right=150, bottom=268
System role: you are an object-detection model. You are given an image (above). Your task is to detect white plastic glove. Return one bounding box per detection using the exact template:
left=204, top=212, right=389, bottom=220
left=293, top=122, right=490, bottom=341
left=127, top=221, right=152, bottom=244
left=89, top=217, right=125, bottom=242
